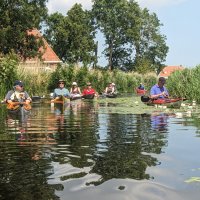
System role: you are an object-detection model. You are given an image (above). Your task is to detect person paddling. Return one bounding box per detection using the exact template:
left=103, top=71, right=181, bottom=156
left=4, top=80, right=32, bottom=105
left=82, top=82, right=98, bottom=99
left=104, top=82, right=115, bottom=95
left=51, top=80, right=70, bottom=102
left=150, top=77, right=169, bottom=99
left=70, top=82, right=82, bottom=99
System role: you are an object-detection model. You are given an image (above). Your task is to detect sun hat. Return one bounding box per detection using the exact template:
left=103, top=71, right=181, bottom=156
left=14, top=80, right=24, bottom=87
left=58, top=80, right=65, bottom=84
left=112, top=83, right=115, bottom=86
left=72, top=82, right=77, bottom=86
left=58, top=79, right=65, bottom=82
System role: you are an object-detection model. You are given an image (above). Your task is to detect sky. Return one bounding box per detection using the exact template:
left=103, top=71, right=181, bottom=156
left=47, top=0, right=200, bottom=68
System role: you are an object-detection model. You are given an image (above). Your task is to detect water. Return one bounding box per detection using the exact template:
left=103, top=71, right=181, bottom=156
left=0, top=99, right=200, bottom=200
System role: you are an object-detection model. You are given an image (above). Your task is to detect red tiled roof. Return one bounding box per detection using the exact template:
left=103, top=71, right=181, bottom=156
left=27, top=29, right=61, bottom=63
left=159, top=66, right=184, bottom=77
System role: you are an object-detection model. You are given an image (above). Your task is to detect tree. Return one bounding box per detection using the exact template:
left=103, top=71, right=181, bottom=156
left=92, top=0, right=130, bottom=71
left=45, top=4, right=96, bottom=65
left=0, top=0, right=48, bottom=59
left=125, top=3, right=168, bottom=72
left=92, top=0, right=168, bottom=72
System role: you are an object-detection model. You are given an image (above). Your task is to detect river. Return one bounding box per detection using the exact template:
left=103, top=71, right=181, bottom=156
left=0, top=98, right=200, bottom=200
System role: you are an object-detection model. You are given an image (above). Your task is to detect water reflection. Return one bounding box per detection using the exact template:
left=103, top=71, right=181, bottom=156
left=0, top=101, right=200, bottom=199
left=151, top=112, right=169, bottom=132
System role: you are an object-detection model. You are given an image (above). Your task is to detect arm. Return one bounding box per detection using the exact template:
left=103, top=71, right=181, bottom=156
left=24, top=91, right=32, bottom=103
left=105, top=87, right=108, bottom=93
left=82, top=89, right=85, bottom=96
left=150, top=87, right=168, bottom=99
left=65, top=89, right=70, bottom=97
left=78, top=87, right=81, bottom=94
left=4, top=91, right=14, bottom=103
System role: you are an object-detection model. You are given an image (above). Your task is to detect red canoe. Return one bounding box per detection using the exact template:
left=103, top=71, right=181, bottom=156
left=151, top=98, right=183, bottom=104
left=136, top=88, right=147, bottom=95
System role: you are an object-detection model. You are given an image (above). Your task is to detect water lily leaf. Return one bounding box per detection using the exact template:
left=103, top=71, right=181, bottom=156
left=184, top=177, right=200, bottom=183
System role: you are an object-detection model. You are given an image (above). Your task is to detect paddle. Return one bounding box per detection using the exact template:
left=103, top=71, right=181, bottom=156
left=7, top=101, right=31, bottom=111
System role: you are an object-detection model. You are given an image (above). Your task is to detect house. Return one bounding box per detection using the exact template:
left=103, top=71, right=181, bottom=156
left=20, top=29, right=62, bottom=72
left=158, top=65, right=185, bottom=78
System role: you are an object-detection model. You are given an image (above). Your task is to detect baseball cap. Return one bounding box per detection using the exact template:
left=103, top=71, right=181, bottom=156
left=14, top=80, right=24, bottom=87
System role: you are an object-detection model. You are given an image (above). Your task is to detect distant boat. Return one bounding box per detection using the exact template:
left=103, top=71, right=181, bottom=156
left=136, top=88, right=147, bottom=95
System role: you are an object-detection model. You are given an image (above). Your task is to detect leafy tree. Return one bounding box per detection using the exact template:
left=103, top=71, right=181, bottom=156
left=45, top=3, right=96, bottom=65
left=125, top=3, right=168, bottom=72
left=0, top=0, right=48, bottom=59
left=92, top=0, right=168, bottom=72
left=0, top=53, right=18, bottom=98
left=92, top=0, right=129, bottom=71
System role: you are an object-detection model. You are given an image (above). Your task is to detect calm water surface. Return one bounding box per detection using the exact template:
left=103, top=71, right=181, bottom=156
left=0, top=99, right=200, bottom=200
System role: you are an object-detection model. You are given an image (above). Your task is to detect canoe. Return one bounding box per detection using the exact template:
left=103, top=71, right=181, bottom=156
left=51, top=95, right=70, bottom=104
left=82, top=94, right=95, bottom=99
left=105, top=93, right=117, bottom=98
left=141, top=96, right=186, bottom=108
left=70, top=95, right=82, bottom=101
left=136, top=88, right=146, bottom=95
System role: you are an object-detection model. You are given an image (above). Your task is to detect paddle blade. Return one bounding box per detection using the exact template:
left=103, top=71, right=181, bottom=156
left=141, top=96, right=150, bottom=103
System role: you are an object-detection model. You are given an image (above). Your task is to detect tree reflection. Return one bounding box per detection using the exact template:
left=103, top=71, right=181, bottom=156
left=88, top=113, right=168, bottom=185
left=0, top=105, right=61, bottom=200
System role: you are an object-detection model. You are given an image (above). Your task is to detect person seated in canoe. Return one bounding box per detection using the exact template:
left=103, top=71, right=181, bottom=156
left=70, top=82, right=82, bottom=100
left=138, top=83, right=145, bottom=90
left=150, top=77, right=169, bottom=99
left=4, top=80, right=32, bottom=110
left=51, top=80, right=70, bottom=102
left=82, top=82, right=98, bottom=99
left=104, top=82, right=115, bottom=94
left=136, top=83, right=146, bottom=95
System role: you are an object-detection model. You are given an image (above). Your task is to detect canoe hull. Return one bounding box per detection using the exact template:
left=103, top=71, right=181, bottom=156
left=146, top=98, right=183, bottom=108
left=136, top=89, right=146, bottom=95
left=82, top=94, right=95, bottom=99
left=105, top=93, right=117, bottom=98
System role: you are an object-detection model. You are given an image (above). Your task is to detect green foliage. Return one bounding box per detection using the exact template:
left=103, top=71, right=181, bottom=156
left=17, top=67, right=51, bottom=96
left=48, top=65, right=157, bottom=94
left=92, top=0, right=168, bottom=71
left=0, top=0, right=48, bottom=58
left=45, top=4, right=96, bottom=65
left=166, top=65, right=200, bottom=102
left=75, top=66, right=89, bottom=87
left=0, top=54, right=18, bottom=98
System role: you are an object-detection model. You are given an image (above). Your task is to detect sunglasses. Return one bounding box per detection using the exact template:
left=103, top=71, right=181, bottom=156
left=59, top=82, right=64, bottom=84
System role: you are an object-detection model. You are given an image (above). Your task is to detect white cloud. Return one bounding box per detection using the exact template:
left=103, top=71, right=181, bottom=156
left=136, top=0, right=187, bottom=10
left=47, top=0, right=92, bottom=14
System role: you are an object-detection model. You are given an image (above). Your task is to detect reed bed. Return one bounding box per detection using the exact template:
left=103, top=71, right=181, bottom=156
left=1, top=55, right=200, bottom=103
left=167, top=65, right=200, bottom=102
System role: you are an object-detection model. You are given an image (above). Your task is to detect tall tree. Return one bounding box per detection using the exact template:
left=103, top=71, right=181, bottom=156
left=0, top=0, right=48, bottom=59
left=125, top=2, right=168, bottom=72
left=45, top=3, right=96, bottom=65
left=92, top=0, right=129, bottom=71
left=92, top=0, right=168, bottom=72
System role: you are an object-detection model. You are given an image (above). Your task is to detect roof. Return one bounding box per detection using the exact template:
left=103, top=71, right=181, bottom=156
left=159, top=66, right=184, bottom=77
left=27, top=29, right=62, bottom=63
